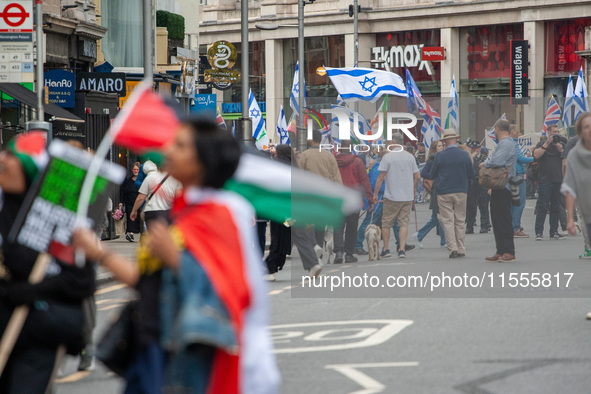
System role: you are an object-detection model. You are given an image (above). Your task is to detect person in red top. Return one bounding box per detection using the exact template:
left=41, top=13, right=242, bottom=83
left=334, top=141, right=375, bottom=263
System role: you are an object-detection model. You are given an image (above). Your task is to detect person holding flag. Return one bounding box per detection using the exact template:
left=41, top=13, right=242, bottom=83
left=0, top=133, right=96, bottom=392
left=73, top=118, right=280, bottom=394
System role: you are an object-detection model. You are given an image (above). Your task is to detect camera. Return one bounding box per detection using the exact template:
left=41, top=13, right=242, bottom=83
left=551, top=134, right=567, bottom=144
left=509, top=175, right=524, bottom=186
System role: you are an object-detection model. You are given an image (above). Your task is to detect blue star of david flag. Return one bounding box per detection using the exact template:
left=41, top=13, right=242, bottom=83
left=563, top=75, right=575, bottom=128
left=276, top=105, right=290, bottom=145
left=324, top=67, right=407, bottom=102
left=249, top=89, right=269, bottom=150
left=574, top=66, right=589, bottom=122
left=405, top=69, right=421, bottom=114
left=290, top=61, right=306, bottom=119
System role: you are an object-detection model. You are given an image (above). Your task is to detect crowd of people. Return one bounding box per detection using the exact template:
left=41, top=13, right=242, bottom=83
left=0, top=109, right=590, bottom=392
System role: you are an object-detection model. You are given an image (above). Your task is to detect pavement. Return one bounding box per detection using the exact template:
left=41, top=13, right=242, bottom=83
left=95, top=235, right=138, bottom=286
left=57, top=199, right=591, bottom=393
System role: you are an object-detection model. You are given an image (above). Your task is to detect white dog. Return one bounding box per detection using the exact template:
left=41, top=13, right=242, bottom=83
left=322, top=226, right=335, bottom=265
left=365, top=224, right=381, bottom=261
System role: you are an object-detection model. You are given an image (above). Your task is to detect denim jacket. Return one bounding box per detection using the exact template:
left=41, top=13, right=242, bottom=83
left=160, top=250, right=237, bottom=354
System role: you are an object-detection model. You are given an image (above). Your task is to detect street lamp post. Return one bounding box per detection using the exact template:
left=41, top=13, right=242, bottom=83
left=297, top=0, right=306, bottom=153
left=240, top=0, right=253, bottom=147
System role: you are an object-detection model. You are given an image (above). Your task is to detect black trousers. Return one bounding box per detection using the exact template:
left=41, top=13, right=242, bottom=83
left=490, top=188, right=515, bottom=255
left=334, top=212, right=359, bottom=255
left=265, top=222, right=291, bottom=274
left=466, top=182, right=491, bottom=230
left=292, top=227, right=319, bottom=271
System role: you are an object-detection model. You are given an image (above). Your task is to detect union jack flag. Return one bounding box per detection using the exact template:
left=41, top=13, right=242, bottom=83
left=415, top=91, right=442, bottom=136
left=542, top=95, right=561, bottom=135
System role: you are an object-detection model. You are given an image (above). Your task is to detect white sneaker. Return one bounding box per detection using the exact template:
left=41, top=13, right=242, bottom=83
left=314, top=245, right=323, bottom=259
left=265, top=273, right=276, bottom=282
left=412, top=232, right=424, bottom=249
left=309, top=264, right=323, bottom=277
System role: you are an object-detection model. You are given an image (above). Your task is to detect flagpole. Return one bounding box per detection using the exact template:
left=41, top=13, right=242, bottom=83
left=143, top=0, right=153, bottom=83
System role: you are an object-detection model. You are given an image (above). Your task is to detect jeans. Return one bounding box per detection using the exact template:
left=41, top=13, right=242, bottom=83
left=417, top=209, right=446, bottom=246
left=335, top=212, right=359, bottom=255
left=534, top=182, right=561, bottom=236
left=355, top=203, right=383, bottom=249
left=511, top=181, right=526, bottom=232
left=491, top=188, right=515, bottom=255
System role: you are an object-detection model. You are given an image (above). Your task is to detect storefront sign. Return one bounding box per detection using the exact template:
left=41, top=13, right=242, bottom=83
left=80, top=39, right=97, bottom=59
left=421, top=47, right=445, bottom=61
left=372, top=44, right=434, bottom=75
left=205, top=40, right=240, bottom=87
left=510, top=40, right=529, bottom=104
left=191, top=94, right=216, bottom=116
left=44, top=69, right=75, bottom=108
left=51, top=118, right=85, bottom=145
left=76, top=72, right=126, bottom=96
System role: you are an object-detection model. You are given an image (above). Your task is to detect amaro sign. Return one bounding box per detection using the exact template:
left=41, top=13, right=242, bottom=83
left=76, top=72, right=127, bottom=97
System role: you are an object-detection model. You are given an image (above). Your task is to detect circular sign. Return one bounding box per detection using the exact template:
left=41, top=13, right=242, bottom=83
left=207, top=41, right=237, bottom=70
left=0, top=3, right=30, bottom=27
left=210, top=81, right=233, bottom=91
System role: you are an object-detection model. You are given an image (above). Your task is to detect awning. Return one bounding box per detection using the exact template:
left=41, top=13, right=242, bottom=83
left=0, top=83, right=83, bottom=121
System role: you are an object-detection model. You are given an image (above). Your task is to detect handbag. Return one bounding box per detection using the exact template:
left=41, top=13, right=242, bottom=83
left=96, top=300, right=138, bottom=376
left=479, top=166, right=510, bottom=190
left=423, top=178, right=433, bottom=193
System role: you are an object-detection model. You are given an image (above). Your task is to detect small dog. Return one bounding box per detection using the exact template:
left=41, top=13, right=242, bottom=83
left=322, top=226, right=335, bottom=265
left=365, top=224, right=381, bottom=261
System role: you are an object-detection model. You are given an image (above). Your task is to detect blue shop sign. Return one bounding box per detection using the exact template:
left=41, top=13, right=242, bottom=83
left=191, top=94, right=217, bottom=117
left=221, top=102, right=266, bottom=114
left=44, top=70, right=75, bottom=108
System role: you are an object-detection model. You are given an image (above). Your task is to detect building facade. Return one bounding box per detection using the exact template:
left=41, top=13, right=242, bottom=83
left=198, top=0, right=591, bottom=142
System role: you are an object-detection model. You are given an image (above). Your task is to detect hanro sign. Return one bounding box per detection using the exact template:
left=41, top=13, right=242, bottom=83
left=372, top=44, right=434, bottom=75
left=0, top=1, right=32, bottom=32
left=421, top=47, right=445, bottom=62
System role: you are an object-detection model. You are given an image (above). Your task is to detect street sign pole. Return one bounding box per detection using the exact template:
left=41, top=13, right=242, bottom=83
left=35, top=0, right=43, bottom=120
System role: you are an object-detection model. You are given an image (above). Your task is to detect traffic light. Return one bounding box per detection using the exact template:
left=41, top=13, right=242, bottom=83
left=348, top=4, right=360, bottom=17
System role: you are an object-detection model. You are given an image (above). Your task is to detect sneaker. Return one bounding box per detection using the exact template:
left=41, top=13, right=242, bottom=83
left=440, top=243, right=447, bottom=248
left=513, top=230, right=530, bottom=238
left=309, top=264, right=323, bottom=277
left=535, top=234, right=543, bottom=241
left=397, top=250, right=406, bottom=258
left=449, top=251, right=459, bottom=258
left=551, top=233, right=566, bottom=240
left=479, top=228, right=490, bottom=234
left=381, top=249, right=391, bottom=258
left=465, top=229, right=474, bottom=235
left=586, top=310, right=591, bottom=320
left=354, top=248, right=368, bottom=255
left=314, top=245, right=323, bottom=259
left=125, top=233, right=134, bottom=242
left=412, top=232, right=424, bottom=249
left=78, top=350, right=95, bottom=371
left=334, top=252, right=344, bottom=264
left=403, top=244, right=415, bottom=251
left=579, top=248, right=591, bottom=259
left=265, top=273, right=276, bottom=282
left=345, top=254, right=358, bottom=263
left=457, top=252, right=465, bottom=257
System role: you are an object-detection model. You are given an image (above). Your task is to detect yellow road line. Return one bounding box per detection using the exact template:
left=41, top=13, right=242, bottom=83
left=98, top=304, right=124, bottom=312
left=54, top=371, right=90, bottom=384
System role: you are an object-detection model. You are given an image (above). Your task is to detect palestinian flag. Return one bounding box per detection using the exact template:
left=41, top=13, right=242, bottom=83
left=8, top=132, right=49, bottom=182
left=110, top=80, right=181, bottom=154
left=224, top=152, right=362, bottom=227
left=171, top=188, right=279, bottom=394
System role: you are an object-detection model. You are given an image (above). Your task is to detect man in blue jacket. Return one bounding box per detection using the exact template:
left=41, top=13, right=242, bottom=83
left=430, top=129, right=475, bottom=258
left=509, top=124, right=533, bottom=238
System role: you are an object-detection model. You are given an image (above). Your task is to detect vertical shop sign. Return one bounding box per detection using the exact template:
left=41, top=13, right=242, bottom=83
left=510, top=40, right=528, bottom=104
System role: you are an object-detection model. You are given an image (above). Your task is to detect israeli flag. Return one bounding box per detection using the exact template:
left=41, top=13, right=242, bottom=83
left=422, top=118, right=439, bottom=149
left=446, top=75, right=459, bottom=132
left=563, top=75, right=575, bottom=128
left=290, top=61, right=306, bottom=119
left=249, top=89, right=269, bottom=150
left=325, top=67, right=407, bottom=102
left=329, top=104, right=372, bottom=144
left=405, top=69, right=421, bottom=114
left=276, top=105, right=290, bottom=145
left=574, top=67, right=589, bottom=122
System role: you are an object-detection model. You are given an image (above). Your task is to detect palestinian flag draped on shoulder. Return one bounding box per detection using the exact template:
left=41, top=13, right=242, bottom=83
left=110, top=81, right=362, bottom=227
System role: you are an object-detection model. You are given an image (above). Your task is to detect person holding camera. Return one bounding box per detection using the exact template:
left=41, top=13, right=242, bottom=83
left=532, top=124, right=567, bottom=240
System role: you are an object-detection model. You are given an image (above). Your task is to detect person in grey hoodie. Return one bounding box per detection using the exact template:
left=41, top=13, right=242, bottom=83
left=562, top=112, right=591, bottom=259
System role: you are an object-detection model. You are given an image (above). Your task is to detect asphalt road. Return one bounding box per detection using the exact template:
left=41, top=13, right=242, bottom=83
left=56, top=199, right=591, bottom=393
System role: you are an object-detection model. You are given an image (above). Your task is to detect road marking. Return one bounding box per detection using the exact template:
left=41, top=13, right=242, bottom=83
left=270, top=320, right=413, bottom=353
left=95, top=283, right=126, bottom=295
left=54, top=371, right=90, bottom=384
left=96, top=298, right=129, bottom=305
left=325, top=362, right=419, bottom=394
left=268, top=285, right=293, bottom=296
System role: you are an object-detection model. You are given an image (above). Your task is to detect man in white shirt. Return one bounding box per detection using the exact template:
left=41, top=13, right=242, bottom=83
left=374, top=133, right=420, bottom=258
